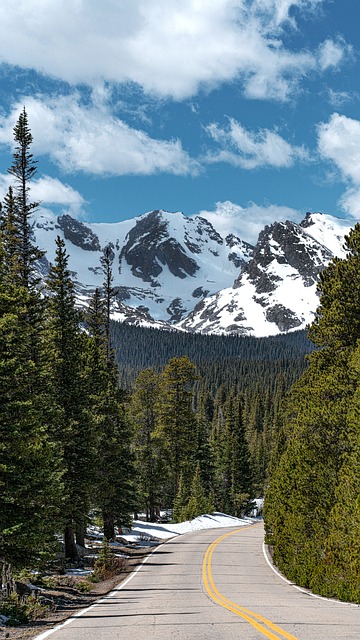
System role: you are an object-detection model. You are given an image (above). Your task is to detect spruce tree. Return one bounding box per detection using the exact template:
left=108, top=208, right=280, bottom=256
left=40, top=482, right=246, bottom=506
left=44, top=236, right=95, bottom=560
left=0, top=245, right=62, bottom=586
left=180, top=462, right=214, bottom=522
left=0, top=111, right=63, bottom=589
left=155, top=356, right=198, bottom=506
left=264, top=224, right=360, bottom=601
left=128, top=368, right=164, bottom=521
left=7, top=106, right=43, bottom=289
left=86, top=253, right=135, bottom=539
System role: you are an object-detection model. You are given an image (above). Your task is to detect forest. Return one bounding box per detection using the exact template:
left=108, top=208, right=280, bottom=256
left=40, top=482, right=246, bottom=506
left=1, top=107, right=359, bottom=609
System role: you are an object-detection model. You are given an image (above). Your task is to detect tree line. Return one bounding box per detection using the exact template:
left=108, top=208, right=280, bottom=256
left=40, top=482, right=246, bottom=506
left=0, top=109, right=135, bottom=595
left=264, top=224, right=360, bottom=603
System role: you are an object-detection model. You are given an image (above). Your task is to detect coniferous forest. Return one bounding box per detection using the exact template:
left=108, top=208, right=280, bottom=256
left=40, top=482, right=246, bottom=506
left=1, top=109, right=359, bottom=605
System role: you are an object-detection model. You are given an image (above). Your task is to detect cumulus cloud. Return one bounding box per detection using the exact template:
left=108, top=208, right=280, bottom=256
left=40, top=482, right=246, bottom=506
left=195, top=200, right=302, bottom=244
left=205, top=118, right=309, bottom=169
left=0, top=95, right=196, bottom=176
left=0, top=1, right=349, bottom=101
left=0, top=173, right=86, bottom=217
left=317, top=113, right=360, bottom=217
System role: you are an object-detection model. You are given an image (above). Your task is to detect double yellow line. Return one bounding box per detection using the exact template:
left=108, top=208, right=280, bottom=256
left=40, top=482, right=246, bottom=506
left=202, top=528, right=299, bottom=640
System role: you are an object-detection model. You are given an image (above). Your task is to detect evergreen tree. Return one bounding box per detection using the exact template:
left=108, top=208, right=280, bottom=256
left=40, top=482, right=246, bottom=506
left=264, top=224, right=360, bottom=601
left=173, top=473, right=189, bottom=522
left=128, top=368, right=164, bottom=521
left=7, top=107, right=43, bottom=289
left=155, top=356, right=198, bottom=506
left=179, top=463, right=214, bottom=522
left=211, top=391, right=253, bottom=516
left=44, top=236, right=94, bottom=560
left=86, top=254, right=135, bottom=539
left=0, top=111, right=63, bottom=590
left=0, top=244, right=62, bottom=586
left=194, top=397, right=214, bottom=496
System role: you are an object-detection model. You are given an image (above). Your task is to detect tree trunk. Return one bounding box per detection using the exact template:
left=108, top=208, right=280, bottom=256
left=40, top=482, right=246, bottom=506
left=76, top=521, right=86, bottom=548
left=64, top=525, right=79, bottom=562
left=1, top=559, right=16, bottom=600
left=103, top=512, right=115, bottom=541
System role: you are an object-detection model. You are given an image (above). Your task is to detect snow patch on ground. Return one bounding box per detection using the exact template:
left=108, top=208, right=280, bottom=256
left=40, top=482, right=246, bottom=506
left=121, top=512, right=255, bottom=542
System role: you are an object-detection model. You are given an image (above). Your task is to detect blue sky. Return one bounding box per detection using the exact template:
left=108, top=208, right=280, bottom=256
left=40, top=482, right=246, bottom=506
left=0, top=0, right=359, bottom=243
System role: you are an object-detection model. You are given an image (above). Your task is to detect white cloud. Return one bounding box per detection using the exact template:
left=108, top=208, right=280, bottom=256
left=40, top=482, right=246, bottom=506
left=327, top=88, right=353, bottom=108
left=0, top=95, right=196, bottom=176
left=318, top=38, right=350, bottom=71
left=205, top=118, right=309, bottom=169
left=317, top=113, right=360, bottom=217
left=0, top=1, right=348, bottom=101
left=195, top=200, right=302, bottom=244
left=0, top=173, right=86, bottom=217
left=340, top=188, right=360, bottom=218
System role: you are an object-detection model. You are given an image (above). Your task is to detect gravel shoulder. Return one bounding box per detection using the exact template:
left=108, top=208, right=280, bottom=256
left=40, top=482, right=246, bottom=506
left=2, top=545, right=157, bottom=640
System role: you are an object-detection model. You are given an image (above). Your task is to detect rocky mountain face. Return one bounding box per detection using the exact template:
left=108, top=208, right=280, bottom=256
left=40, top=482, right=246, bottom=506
left=31, top=208, right=354, bottom=337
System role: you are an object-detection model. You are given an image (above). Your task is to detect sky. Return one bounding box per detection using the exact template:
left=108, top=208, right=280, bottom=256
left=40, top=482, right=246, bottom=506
left=0, top=0, right=359, bottom=244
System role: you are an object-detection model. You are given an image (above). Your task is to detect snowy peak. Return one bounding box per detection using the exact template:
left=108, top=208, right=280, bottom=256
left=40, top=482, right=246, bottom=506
left=178, top=212, right=354, bottom=337
left=58, top=214, right=101, bottom=252
left=119, top=210, right=199, bottom=283
left=32, top=208, right=252, bottom=328
left=244, top=219, right=333, bottom=292
left=31, top=207, right=356, bottom=337
left=299, top=211, right=350, bottom=257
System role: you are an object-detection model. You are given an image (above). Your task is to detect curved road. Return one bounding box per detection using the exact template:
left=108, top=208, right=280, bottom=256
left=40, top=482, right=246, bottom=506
left=35, top=523, right=359, bottom=640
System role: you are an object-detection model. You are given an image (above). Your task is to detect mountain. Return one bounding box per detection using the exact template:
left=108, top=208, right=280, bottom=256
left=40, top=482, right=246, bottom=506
left=31, top=208, right=354, bottom=337
left=178, top=213, right=352, bottom=335
left=32, top=208, right=252, bottom=328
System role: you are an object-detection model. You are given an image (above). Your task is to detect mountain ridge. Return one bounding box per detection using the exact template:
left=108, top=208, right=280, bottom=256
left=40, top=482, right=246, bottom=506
left=31, top=208, right=355, bottom=337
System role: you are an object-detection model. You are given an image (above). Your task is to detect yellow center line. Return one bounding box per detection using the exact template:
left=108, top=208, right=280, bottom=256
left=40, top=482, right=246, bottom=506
left=202, top=527, right=300, bottom=640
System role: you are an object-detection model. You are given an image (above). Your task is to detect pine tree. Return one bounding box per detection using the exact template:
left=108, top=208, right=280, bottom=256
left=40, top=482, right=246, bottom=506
left=128, top=368, right=164, bottom=521
left=0, top=126, right=62, bottom=590
left=173, top=473, right=189, bottom=522
left=7, top=107, right=43, bottom=289
left=44, top=236, right=95, bottom=560
left=179, top=463, right=214, bottom=522
left=211, top=391, right=253, bottom=516
left=86, top=252, right=135, bottom=539
left=155, top=356, right=198, bottom=506
left=264, top=224, right=360, bottom=600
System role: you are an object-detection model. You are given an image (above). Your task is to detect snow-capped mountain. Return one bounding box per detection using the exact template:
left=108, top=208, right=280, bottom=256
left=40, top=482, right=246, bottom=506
left=32, top=208, right=252, bottom=328
left=31, top=208, right=355, bottom=337
left=178, top=213, right=352, bottom=336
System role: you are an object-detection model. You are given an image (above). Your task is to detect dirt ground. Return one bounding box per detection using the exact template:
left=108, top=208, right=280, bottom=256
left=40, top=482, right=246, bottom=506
left=2, top=544, right=157, bottom=640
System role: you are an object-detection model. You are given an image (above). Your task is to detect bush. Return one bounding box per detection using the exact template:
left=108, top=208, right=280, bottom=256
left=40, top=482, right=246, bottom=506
left=0, top=593, right=49, bottom=626
left=93, top=538, right=126, bottom=581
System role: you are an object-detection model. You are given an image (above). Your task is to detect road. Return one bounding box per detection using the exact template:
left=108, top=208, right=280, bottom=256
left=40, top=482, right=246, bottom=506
left=34, top=523, right=359, bottom=640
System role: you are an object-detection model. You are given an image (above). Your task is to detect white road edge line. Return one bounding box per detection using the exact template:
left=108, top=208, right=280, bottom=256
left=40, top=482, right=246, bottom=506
left=32, top=541, right=165, bottom=640
left=262, top=540, right=359, bottom=608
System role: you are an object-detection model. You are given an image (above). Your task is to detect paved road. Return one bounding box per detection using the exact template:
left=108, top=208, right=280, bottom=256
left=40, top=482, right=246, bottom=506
left=35, top=523, right=359, bottom=640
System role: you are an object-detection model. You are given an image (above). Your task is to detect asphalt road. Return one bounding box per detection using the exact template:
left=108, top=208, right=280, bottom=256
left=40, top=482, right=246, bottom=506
left=34, top=523, right=360, bottom=640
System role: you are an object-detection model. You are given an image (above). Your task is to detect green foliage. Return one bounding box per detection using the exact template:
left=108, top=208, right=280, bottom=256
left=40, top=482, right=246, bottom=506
left=0, top=593, right=49, bottom=626
left=85, top=255, right=135, bottom=539
left=93, top=537, right=113, bottom=580
left=0, top=111, right=63, bottom=579
left=179, top=463, right=214, bottom=522
left=264, top=223, right=360, bottom=603
left=44, top=236, right=95, bottom=559
left=128, top=368, right=164, bottom=521
left=155, top=356, right=198, bottom=503
left=93, top=538, right=126, bottom=581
